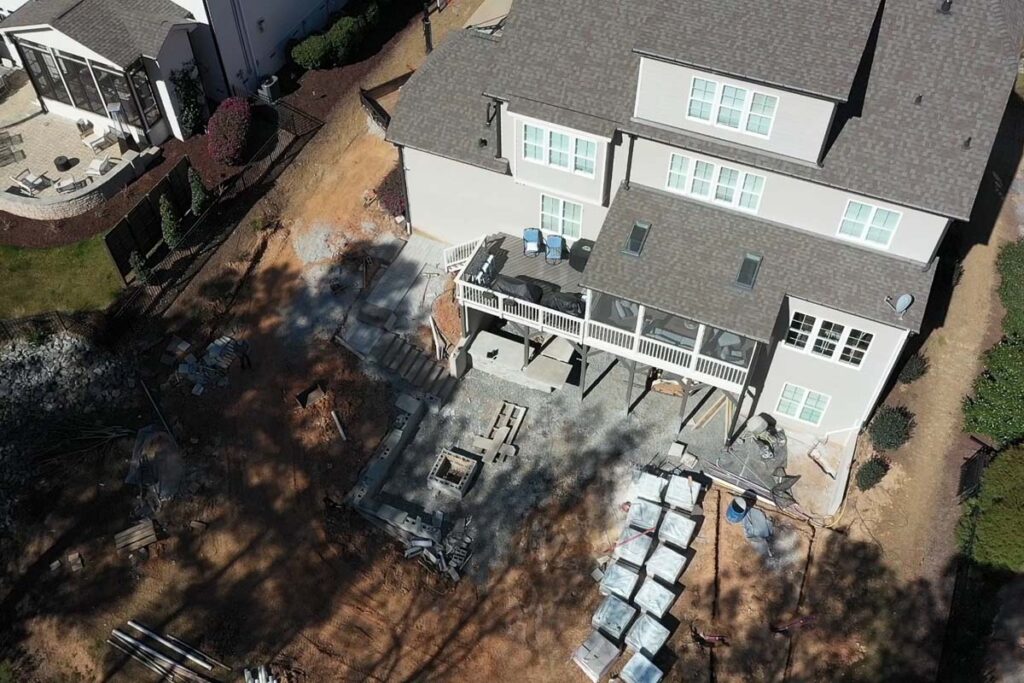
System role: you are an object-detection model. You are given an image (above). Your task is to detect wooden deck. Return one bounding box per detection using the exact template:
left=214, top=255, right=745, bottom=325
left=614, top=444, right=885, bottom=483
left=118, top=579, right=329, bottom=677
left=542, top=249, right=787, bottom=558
left=480, top=234, right=584, bottom=294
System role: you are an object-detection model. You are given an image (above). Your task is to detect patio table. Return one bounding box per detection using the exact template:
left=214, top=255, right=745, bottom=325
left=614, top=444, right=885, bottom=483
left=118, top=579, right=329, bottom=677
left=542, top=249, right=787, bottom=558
left=54, top=156, right=71, bottom=172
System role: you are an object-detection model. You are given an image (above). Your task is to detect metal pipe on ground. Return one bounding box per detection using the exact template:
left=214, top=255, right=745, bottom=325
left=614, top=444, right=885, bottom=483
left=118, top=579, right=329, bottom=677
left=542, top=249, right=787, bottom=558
left=127, top=620, right=214, bottom=671
left=111, top=630, right=215, bottom=683
left=107, top=638, right=177, bottom=680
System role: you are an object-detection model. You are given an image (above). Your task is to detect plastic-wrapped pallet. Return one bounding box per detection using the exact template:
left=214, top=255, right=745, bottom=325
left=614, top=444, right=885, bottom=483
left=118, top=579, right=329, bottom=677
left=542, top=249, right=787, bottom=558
left=627, top=498, right=663, bottom=531
left=592, top=594, right=638, bottom=640
left=646, top=543, right=688, bottom=583
left=599, top=561, right=641, bottom=600
left=572, top=630, right=621, bottom=683
left=659, top=509, right=697, bottom=549
left=634, top=577, right=677, bottom=618
left=613, top=526, right=654, bottom=566
left=665, top=474, right=702, bottom=511
left=635, top=471, right=667, bottom=502
left=619, top=652, right=664, bottom=683
left=625, top=613, right=671, bottom=657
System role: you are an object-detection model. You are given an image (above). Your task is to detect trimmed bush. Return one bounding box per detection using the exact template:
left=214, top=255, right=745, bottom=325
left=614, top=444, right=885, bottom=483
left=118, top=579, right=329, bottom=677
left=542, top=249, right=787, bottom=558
left=189, top=167, right=210, bottom=216
left=159, top=194, right=182, bottom=249
left=291, top=33, right=332, bottom=70
left=855, top=457, right=890, bottom=491
left=169, top=63, right=204, bottom=138
left=207, top=97, right=252, bottom=166
left=998, top=239, right=1024, bottom=339
left=129, top=250, right=151, bottom=285
left=898, top=352, right=929, bottom=384
left=963, top=447, right=1024, bottom=571
left=869, top=404, right=916, bottom=451
left=327, top=16, right=366, bottom=64
left=964, top=338, right=1024, bottom=444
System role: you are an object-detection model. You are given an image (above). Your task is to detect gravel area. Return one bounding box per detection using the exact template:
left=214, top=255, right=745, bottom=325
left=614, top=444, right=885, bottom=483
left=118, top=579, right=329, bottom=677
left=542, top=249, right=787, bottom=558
left=380, top=338, right=683, bottom=580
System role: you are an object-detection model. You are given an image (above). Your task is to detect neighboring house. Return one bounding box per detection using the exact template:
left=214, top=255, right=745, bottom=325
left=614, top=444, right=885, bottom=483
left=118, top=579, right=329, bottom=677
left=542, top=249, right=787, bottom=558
left=0, top=0, right=348, bottom=143
left=388, top=0, right=1024, bottom=496
left=0, top=0, right=198, bottom=145
left=172, top=0, right=349, bottom=99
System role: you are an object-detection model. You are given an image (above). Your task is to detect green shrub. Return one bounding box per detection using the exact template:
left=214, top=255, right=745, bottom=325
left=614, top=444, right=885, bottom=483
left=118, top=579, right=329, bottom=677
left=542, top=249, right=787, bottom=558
left=291, top=33, right=332, bottom=70
left=869, top=404, right=916, bottom=451
left=964, top=338, right=1024, bottom=444
left=169, top=63, right=204, bottom=138
left=188, top=167, right=210, bottom=216
left=855, top=457, right=890, bottom=491
left=160, top=194, right=182, bottom=249
left=898, top=352, right=929, bottom=384
left=998, top=239, right=1024, bottom=339
left=129, top=250, right=151, bottom=285
left=963, top=447, right=1024, bottom=571
left=327, top=16, right=366, bottom=64
left=0, top=659, right=14, bottom=683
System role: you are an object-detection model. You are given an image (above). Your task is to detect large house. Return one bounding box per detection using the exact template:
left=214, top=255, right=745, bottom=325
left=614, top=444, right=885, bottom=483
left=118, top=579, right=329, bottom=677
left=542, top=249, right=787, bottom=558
left=388, top=0, right=1024, bottom=503
left=0, top=0, right=347, bottom=145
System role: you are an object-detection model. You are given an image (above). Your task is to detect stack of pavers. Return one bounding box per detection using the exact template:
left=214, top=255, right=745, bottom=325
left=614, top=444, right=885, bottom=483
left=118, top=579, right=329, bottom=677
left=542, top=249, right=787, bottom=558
left=572, top=470, right=705, bottom=683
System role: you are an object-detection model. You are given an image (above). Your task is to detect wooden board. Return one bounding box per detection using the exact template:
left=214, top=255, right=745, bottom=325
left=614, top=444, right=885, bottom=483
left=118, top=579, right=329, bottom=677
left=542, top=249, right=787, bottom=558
left=115, top=519, right=157, bottom=553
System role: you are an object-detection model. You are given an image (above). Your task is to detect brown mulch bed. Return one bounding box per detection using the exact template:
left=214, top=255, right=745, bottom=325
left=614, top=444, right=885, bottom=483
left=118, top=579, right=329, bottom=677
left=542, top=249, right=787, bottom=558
left=0, top=107, right=278, bottom=249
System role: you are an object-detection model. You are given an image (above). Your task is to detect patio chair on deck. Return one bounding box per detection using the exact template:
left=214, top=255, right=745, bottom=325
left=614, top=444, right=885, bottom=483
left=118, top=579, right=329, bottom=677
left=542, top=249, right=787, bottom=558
left=523, top=228, right=543, bottom=257
left=85, top=155, right=114, bottom=177
left=55, top=176, right=88, bottom=194
left=545, top=234, right=565, bottom=265
left=10, top=168, right=46, bottom=195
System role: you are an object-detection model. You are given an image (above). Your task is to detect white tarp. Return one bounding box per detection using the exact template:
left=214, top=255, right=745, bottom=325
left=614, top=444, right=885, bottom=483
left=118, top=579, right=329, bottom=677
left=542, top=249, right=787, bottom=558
left=619, top=652, right=664, bottom=683
left=659, top=509, right=697, bottom=549
left=600, top=561, right=641, bottom=600
left=572, top=630, right=621, bottom=683
left=627, top=498, right=664, bottom=531
left=634, top=578, right=676, bottom=618
left=625, top=614, right=671, bottom=657
left=592, top=595, right=637, bottom=640
left=665, top=474, right=702, bottom=511
left=636, top=472, right=667, bottom=502
left=614, top=526, right=654, bottom=566
left=646, top=543, right=688, bottom=584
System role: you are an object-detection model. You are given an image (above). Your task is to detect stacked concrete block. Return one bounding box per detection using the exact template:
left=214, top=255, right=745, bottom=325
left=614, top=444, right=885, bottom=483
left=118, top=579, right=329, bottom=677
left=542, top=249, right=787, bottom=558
left=592, top=595, right=638, bottom=641
left=633, top=577, right=677, bottom=619
left=646, top=544, right=688, bottom=584
left=625, top=614, right=671, bottom=658
left=600, top=561, right=641, bottom=600
left=572, top=630, right=622, bottom=683
left=619, top=652, right=664, bottom=683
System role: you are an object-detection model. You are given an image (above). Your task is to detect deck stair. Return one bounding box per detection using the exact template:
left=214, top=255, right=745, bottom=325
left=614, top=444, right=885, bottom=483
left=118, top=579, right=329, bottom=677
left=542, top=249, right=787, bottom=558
left=370, top=332, right=457, bottom=402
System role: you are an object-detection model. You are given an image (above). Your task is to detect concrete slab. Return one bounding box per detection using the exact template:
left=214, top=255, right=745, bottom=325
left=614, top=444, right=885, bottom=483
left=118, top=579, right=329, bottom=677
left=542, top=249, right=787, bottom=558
left=522, top=354, right=572, bottom=392
left=539, top=335, right=576, bottom=363
left=572, top=630, right=621, bottom=683
left=364, top=232, right=446, bottom=336
left=468, top=330, right=555, bottom=392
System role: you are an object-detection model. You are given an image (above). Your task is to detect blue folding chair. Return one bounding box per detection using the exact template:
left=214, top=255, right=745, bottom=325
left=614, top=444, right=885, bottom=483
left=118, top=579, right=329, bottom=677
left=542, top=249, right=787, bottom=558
left=523, top=228, right=543, bottom=257
left=545, top=234, right=565, bottom=265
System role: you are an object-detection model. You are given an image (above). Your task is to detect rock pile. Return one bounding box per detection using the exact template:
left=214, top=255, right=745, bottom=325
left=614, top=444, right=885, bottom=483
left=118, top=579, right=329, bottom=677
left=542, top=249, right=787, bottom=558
left=0, top=332, right=137, bottom=438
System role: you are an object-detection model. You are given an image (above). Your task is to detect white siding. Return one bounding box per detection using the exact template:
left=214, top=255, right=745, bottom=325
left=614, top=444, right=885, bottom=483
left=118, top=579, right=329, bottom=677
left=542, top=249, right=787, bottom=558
left=508, top=112, right=609, bottom=207
left=152, top=28, right=198, bottom=141
left=758, top=297, right=909, bottom=439
left=633, top=57, right=836, bottom=164
left=624, top=137, right=948, bottom=263
left=404, top=147, right=608, bottom=245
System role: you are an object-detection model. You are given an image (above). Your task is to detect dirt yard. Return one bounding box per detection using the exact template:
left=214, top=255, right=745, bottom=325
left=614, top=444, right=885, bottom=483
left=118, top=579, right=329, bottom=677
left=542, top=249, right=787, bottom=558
left=4, top=4, right=1021, bottom=682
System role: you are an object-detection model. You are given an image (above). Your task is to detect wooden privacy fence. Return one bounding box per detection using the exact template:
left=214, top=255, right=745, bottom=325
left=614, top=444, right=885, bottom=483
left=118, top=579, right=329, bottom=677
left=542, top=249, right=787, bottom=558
left=104, top=157, right=192, bottom=281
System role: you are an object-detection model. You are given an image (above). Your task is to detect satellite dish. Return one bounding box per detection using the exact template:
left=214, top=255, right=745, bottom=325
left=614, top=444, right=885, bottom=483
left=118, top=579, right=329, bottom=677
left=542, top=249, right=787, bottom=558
left=886, top=294, right=915, bottom=318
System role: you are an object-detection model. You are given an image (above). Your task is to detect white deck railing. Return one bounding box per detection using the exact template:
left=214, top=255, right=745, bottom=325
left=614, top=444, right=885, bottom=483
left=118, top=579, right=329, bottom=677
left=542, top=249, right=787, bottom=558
left=457, top=278, right=749, bottom=393
left=443, top=237, right=485, bottom=273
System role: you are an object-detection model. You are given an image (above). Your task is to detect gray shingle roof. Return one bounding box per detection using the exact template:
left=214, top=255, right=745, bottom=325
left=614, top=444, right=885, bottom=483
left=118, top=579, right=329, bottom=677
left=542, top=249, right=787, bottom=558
left=1, top=0, right=191, bottom=67
left=635, top=0, right=881, bottom=101
left=580, top=184, right=936, bottom=340
left=386, top=30, right=509, bottom=174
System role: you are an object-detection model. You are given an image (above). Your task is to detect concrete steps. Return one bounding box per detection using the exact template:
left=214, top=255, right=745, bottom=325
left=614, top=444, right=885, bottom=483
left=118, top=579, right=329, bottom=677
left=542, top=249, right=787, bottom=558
left=370, top=332, right=457, bottom=402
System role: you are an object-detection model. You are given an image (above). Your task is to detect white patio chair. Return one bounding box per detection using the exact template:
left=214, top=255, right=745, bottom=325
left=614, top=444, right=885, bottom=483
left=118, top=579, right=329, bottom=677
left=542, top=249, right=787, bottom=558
left=55, top=176, right=86, bottom=194
left=10, top=168, right=46, bottom=195
left=85, top=155, right=114, bottom=177
left=82, top=130, right=115, bottom=153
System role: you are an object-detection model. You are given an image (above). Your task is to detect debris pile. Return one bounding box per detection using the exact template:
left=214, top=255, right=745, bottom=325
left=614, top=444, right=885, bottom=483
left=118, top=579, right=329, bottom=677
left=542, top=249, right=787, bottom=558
left=174, top=336, right=246, bottom=396
left=0, top=332, right=135, bottom=432
left=403, top=516, right=474, bottom=582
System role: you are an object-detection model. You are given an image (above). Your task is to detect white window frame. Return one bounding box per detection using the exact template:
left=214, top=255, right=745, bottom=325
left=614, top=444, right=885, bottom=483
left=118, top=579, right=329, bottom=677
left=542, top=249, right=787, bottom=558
left=837, top=199, right=901, bottom=249
left=539, top=194, right=583, bottom=239
left=685, top=75, right=778, bottom=140
left=664, top=153, right=765, bottom=214
left=782, top=310, right=872, bottom=369
left=520, top=122, right=598, bottom=178
left=776, top=383, right=831, bottom=426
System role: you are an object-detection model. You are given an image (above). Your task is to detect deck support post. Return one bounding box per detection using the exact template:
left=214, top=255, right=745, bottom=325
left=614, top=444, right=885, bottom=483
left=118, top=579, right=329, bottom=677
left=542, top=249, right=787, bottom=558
left=580, top=344, right=589, bottom=402
left=726, top=342, right=758, bottom=446
left=523, top=327, right=531, bottom=369
left=625, top=359, right=637, bottom=415
left=461, top=303, right=469, bottom=337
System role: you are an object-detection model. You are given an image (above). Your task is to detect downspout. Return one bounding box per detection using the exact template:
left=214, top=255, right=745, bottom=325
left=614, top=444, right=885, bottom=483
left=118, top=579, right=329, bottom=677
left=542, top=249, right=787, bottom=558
left=492, top=99, right=502, bottom=159
left=398, top=145, right=413, bottom=235
left=624, top=133, right=636, bottom=190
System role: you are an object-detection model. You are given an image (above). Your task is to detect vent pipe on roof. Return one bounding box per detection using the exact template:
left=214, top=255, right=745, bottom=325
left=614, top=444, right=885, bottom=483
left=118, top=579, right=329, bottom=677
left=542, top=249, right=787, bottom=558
left=963, top=136, right=973, bottom=149
left=939, top=0, right=953, bottom=14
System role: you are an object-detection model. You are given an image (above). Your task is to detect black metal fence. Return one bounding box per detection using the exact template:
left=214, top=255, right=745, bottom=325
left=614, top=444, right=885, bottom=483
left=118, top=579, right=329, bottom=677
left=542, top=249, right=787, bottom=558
left=1, top=100, right=324, bottom=345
